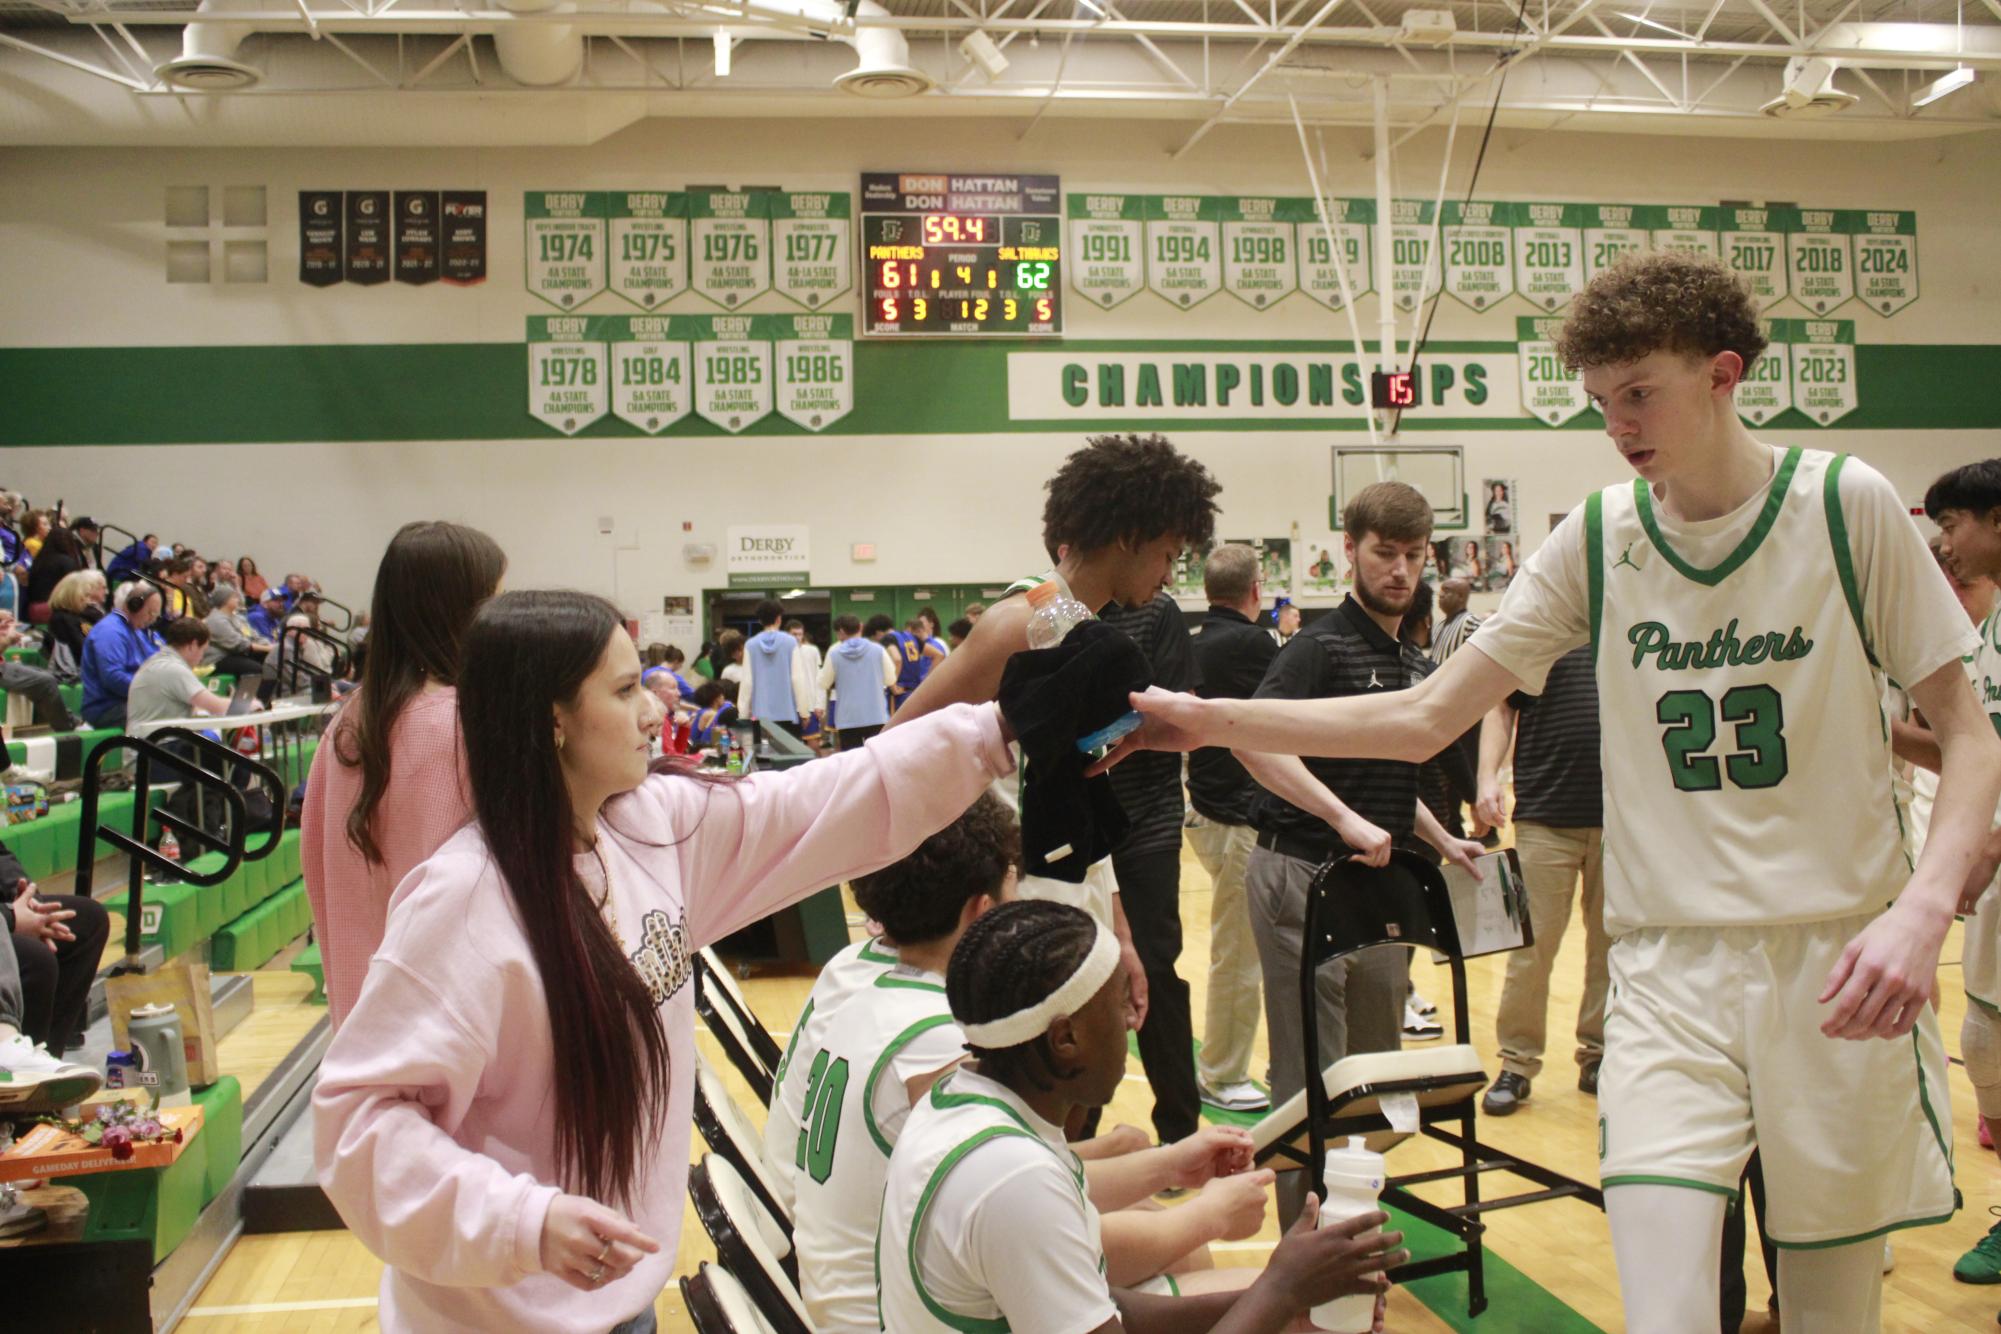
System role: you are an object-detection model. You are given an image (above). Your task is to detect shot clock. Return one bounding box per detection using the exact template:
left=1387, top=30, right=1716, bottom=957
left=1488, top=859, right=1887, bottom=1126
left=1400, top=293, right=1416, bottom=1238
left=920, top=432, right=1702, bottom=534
left=861, top=172, right=1063, bottom=337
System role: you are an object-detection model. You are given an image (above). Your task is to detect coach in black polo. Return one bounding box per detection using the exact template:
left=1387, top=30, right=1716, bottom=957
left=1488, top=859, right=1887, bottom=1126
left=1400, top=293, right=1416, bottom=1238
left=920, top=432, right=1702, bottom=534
left=1239, top=481, right=1484, bottom=1225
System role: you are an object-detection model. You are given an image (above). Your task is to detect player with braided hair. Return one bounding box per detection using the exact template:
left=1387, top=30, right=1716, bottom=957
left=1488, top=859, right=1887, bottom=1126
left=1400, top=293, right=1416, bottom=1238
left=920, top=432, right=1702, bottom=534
left=879, top=899, right=1407, bottom=1333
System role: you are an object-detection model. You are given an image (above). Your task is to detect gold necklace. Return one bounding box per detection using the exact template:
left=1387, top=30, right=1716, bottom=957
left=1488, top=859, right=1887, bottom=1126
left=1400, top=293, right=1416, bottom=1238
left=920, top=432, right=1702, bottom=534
left=589, top=845, right=628, bottom=955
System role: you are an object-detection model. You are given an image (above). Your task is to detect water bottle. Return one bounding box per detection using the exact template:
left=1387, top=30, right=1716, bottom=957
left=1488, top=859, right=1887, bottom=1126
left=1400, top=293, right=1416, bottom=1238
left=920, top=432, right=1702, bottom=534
left=1311, top=1136, right=1388, bottom=1332
left=128, top=1003, right=192, bottom=1110
left=1022, top=581, right=1094, bottom=650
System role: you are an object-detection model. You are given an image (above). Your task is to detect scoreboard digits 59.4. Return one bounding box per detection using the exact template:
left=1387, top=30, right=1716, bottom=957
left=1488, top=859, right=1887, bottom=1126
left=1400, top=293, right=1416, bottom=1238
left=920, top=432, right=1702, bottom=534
left=861, top=172, right=1063, bottom=337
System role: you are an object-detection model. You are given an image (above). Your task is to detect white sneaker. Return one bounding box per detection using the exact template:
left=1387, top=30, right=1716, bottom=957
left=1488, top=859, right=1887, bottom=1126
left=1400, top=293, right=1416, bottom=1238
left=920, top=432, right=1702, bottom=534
left=0, top=1034, right=102, bottom=1115
left=1410, top=989, right=1439, bottom=1018
left=1402, top=1000, right=1444, bottom=1041
left=1198, top=1080, right=1271, bottom=1112
left=1882, top=1238, right=1894, bottom=1274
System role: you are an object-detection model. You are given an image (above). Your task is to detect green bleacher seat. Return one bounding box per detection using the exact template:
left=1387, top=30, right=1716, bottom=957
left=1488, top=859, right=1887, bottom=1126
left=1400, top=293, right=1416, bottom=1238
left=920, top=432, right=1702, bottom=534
left=60, top=1121, right=209, bottom=1263
left=4, top=646, right=47, bottom=668
left=291, top=941, right=325, bottom=1003
left=192, top=1076, right=243, bottom=1209
left=137, top=879, right=204, bottom=961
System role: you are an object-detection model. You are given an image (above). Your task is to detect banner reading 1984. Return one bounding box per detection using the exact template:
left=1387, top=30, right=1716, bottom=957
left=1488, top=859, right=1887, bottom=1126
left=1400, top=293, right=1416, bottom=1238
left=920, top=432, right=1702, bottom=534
left=605, top=314, right=694, bottom=435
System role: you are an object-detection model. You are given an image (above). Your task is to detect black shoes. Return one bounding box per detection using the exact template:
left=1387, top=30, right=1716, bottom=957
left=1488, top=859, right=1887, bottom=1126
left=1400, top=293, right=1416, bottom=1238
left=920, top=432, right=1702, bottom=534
left=1578, top=1060, right=1601, bottom=1095
left=1482, top=1071, right=1531, bottom=1116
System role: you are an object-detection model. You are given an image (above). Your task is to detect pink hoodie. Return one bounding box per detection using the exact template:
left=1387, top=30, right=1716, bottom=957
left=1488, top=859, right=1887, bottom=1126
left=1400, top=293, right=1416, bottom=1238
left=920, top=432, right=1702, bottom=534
left=313, top=702, right=1013, bottom=1333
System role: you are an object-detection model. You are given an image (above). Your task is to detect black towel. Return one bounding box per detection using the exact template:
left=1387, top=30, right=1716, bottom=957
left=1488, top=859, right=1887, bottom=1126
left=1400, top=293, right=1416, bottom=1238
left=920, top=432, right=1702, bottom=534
left=997, top=620, right=1151, bottom=882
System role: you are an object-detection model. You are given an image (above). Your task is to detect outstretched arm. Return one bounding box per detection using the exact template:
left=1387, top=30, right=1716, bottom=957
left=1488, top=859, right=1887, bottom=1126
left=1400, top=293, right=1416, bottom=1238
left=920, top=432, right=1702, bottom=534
left=884, top=598, right=1031, bottom=729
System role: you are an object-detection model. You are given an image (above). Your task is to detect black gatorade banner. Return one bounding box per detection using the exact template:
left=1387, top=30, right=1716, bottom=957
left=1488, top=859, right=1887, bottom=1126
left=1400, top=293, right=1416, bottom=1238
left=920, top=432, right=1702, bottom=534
left=299, top=191, right=343, bottom=287
left=344, top=190, right=390, bottom=285
left=394, top=191, right=441, bottom=286
left=441, top=190, right=488, bottom=285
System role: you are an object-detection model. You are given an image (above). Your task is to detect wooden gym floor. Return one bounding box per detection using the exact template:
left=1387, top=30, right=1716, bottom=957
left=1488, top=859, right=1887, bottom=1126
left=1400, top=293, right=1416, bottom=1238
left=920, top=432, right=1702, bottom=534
left=165, top=836, right=2001, bottom=1333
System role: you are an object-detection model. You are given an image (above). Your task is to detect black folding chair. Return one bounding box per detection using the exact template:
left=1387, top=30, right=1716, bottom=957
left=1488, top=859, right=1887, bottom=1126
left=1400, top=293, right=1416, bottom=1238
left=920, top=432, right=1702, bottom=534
left=687, top=1156, right=810, bottom=1334
left=695, top=947, right=782, bottom=1105
left=1278, top=849, right=1604, bottom=1319
left=680, top=1262, right=782, bottom=1334
left=692, top=1052, right=793, bottom=1237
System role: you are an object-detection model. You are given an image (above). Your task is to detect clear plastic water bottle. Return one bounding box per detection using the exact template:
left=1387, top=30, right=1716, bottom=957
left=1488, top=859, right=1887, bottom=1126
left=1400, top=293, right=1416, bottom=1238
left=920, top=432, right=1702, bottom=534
left=1311, top=1136, right=1388, bottom=1331
left=1023, top=580, right=1094, bottom=649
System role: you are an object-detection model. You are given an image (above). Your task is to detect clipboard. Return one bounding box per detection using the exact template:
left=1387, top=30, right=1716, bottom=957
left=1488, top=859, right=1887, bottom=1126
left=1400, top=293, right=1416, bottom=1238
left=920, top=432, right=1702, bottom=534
left=1438, top=848, right=1533, bottom=958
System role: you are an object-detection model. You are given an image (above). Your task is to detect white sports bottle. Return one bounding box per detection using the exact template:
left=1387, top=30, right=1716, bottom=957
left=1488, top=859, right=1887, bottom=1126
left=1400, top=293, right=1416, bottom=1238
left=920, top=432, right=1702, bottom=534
left=1311, top=1135, right=1387, bottom=1332
left=1023, top=580, right=1094, bottom=648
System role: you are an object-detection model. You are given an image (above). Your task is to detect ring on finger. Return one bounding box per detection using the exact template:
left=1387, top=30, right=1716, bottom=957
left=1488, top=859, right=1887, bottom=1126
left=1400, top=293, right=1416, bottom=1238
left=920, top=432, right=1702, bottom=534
left=595, top=1237, right=612, bottom=1262
left=589, top=1264, right=606, bottom=1285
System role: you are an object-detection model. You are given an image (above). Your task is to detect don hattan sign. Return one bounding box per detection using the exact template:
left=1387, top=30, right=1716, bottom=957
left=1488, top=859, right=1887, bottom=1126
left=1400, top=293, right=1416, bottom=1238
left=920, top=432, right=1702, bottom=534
left=726, top=525, right=811, bottom=587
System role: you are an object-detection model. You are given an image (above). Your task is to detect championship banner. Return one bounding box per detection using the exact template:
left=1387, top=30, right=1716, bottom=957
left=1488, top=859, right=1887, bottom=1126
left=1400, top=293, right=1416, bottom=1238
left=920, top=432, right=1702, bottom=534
left=1297, top=197, right=1373, bottom=310
left=772, top=313, right=855, bottom=431
left=440, top=191, right=488, bottom=285
left=1781, top=207, right=1854, bottom=315
left=604, top=314, right=694, bottom=435
left=1845, top=209, right=1918, bottom=315
left=299, top=191, right=342, bottom=287
left=689, top=190, right=772, bottom=309
left=526, top=192, right=608, bottom=310
left=1220, top=197, right=1305, bottom=309
left=1515, top=316, right=1591, bottom=426
left=1642, top=204, right=1720, bottom=261
left=608, top=192, right=688, bottom=311
left=692, top=314, right=774, bottom=433
left=526, top=315, right=609, bottom=436
left=393, top=191, right=441, bottom=286
left=1582, top=203, right=1647, bottom=282
left=344, top=190, right=390, bottom=286
left=1736, top=319, right=1792, bottom=426
left=1511, top=202, right=1586, bottom=311
left=771, top=191, right=852, bottom=310
left=1067, top=193, right=1147, bottom=309
left=1387, top=198, right=1439, bottom=313
left=1721, top=206, right=1788, bottom=306
left=1783, top=318, right=1859, bottom=425
left=1145, top=195, right=1224, bottom=309
left=1441, top=200, right=1514, bottom=311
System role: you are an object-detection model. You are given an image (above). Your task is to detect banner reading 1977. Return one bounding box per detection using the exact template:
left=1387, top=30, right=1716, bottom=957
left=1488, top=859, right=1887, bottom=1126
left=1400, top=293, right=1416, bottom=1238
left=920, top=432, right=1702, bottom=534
left=771, top=192, right=852, bottom=310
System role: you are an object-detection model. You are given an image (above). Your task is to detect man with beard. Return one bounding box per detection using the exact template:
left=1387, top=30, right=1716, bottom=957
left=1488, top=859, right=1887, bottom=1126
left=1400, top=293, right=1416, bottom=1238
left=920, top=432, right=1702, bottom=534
left=1237, top=481, right=1483, bottom=1225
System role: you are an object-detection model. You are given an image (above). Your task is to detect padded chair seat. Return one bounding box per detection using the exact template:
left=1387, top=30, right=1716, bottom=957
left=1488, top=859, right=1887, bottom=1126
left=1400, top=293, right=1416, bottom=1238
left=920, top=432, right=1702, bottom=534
left=1253, top=1043, right=1487, bottom=1161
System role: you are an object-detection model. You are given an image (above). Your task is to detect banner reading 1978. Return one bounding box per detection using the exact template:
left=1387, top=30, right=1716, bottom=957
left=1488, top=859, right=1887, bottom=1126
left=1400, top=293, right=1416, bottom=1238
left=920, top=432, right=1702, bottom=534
left=526, top=315, right=609, bottom=435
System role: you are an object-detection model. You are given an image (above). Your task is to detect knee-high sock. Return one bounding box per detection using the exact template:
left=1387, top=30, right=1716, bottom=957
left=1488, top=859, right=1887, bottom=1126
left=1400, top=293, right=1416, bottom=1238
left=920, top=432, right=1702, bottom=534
left=1777, top=1238, right=1883, bottom=1333
left=1607, top=1183, right=1728, bottom=1334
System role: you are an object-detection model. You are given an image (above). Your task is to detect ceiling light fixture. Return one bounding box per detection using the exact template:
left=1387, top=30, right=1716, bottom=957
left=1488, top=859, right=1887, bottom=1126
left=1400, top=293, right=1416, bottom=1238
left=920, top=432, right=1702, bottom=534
left=714, top=30, right=732, bottom=77
left=1912, top=65, right=1975, bottom=107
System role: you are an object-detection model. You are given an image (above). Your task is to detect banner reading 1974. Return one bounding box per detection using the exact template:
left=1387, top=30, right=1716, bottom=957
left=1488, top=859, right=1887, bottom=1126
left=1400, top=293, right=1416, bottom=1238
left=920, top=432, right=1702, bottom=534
left=1068, top=194, right=1147, bottom=309
left=773, top=313, right=854, bottom=431
left=1516, top=316, right=1591, bottom=426
left=1220, top=197, right=1303, bottom=309
left=690, top=191, right=772, bottom=310
left=608, top=192, right=687, bottom=311
left=1297, top=197, right=1373, bottom=310
left=1735, top=319, right=1792, bottom=426
left=1845, top=209, right=1918, bottom=315
left=526, top=315, right=609, bottom=435
left=692, top=314, right=774, bottom=433
left=526, top=192, right=607, bottom=310
left=771, top=192, right=852, bottom=310
left=605, top=314, right=694, bottom=435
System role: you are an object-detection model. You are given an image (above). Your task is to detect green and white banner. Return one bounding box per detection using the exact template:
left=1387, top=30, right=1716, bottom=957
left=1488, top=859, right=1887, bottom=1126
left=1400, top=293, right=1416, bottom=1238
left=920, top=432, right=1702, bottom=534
left=1721, top=206, right=1788, bottom=306
left=1846, top=209, right=1918, bottom=315
left=1515, top=316, right=1591, bottom=426
left=1783, top=318, right=1859, bottom=425
left=1643, top=204, right=1720, bottom=261
left=1297, top=197, right=1373, bottom=310
left=692, top=314, right=774, bottom=433
left=1068, top=193, right=1148, bottom=309
left=525, top=192, right=607, bottom=311
left=526, top=315, right=608, bottom=434
left=1145, top=195, right=1224, bottom=309
left=1441, top=200, right=1514, bottom=311
left=1582, top=203, right=1648, bottom=282
left=608, top=192, right=687, bottom=311
left=605, top=314, right=694, bottom=435
left=1512, top=202, right=1586, bottom=311
left=1388, top=198, right=1440, bottom=313
left=1736, top=318, right=1792, bottom=426
left=1220, top=197, right=1305, bottom=309
left=772, top=313, right=854, bottom=432
left=690, top=191, right=772, bottom=310
left=771, top=192, right=852, bottom=310
left=1782, top=207, right=1853, bottom=315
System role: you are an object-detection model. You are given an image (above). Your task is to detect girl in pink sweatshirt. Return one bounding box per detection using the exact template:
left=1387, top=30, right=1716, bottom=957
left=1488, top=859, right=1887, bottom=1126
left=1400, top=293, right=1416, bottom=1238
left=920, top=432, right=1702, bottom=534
left=313, top=590, right=1015, bottom=1333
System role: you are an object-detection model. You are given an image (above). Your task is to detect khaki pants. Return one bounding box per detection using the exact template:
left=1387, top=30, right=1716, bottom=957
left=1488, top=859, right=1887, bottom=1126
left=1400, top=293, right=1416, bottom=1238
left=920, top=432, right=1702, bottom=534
left=1186, top=817, right=1261, bottom=1088
left=1495, top=821, right=1610, bottom=1081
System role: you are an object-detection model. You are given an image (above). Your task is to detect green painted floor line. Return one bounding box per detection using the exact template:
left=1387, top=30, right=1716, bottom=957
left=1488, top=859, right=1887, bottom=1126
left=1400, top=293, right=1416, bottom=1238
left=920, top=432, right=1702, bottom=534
left=1125, top=1034, right=1605, bottom=1331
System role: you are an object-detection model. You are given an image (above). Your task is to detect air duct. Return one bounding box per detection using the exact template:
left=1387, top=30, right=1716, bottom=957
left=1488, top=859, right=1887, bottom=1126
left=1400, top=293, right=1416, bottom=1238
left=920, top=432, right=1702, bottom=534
left=493, top=0, right=584, bottom=87
left=832, top=0, right=933, bottom=97
left=1760, top=56, right=1858, bottom=118
left=154, top=0, right=262, bottom=91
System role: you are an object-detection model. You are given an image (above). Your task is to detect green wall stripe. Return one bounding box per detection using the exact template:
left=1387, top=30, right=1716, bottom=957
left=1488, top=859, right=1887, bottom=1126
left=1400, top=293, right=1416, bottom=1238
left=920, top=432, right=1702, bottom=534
left=3, top=341, right=1998, bottom=446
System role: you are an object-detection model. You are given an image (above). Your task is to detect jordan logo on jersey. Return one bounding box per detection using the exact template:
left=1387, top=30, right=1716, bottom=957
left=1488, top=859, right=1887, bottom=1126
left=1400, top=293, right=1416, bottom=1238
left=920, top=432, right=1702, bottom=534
left=1612, top=542, right=1642, bottom=572
left=1627, top=618, right=1814, bottom=672
left=1368, top=670, right=1383, bottom=689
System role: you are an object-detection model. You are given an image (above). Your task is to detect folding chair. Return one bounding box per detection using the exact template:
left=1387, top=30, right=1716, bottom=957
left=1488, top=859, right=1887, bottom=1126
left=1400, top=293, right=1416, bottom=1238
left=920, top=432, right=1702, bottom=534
left=692, top=1051, right=795, bottom=1235
left=696, top=947, right=782, bottom=1105
left=688, top=1155, right=810, bottom=1334
left=1275, top=849, right=1605, bottom=1320
left=681, top=1261, right=783, bottom=1334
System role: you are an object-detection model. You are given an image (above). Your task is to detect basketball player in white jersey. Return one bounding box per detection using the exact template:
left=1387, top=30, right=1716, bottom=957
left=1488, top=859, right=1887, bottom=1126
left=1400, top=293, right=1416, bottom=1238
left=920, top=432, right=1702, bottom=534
left=1092, top=252, right=2001, bottom=1333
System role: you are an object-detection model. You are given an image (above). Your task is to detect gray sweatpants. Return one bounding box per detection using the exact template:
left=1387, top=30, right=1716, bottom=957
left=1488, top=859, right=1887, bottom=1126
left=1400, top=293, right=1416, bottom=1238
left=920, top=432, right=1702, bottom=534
left=1247, top=844, right=1407, bottom=1226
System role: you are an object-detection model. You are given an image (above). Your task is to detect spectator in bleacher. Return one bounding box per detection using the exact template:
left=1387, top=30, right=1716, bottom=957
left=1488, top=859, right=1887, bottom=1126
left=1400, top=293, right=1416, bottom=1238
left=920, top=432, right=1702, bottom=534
left=0, top=611, right=79, bottom=732
left=303, top=520, right=506, bottom=1029
left=715, top=628, right=746, bottom=688
left=105, top=532, right=156, bottom=585
left=126, top=617, right=231, bottom=730
left=237, top=555, right=269, bottom=601
left=641, top=667, right=691, bottom=757
left=687, top=679, right=736, bottom=749
left=313, top=588, right=1016, bottom=1333
left=21, top=525, right=86, bottom=624
left=80, top=583, right=163, bottom=728
left=0, top=910, right=102, bottom=1104
left=265, top=592, right=337, bottom=697
left=42, top=570, right=105, bottom=681
left=70, top=517, right=102, bottom=571
left=159, top=555, right=201, bottom=620
left=5, top=854, right=110, bottom=1060
left=208, top=557, right=238, bottom=594
left=247, top=586, right=287, bottom=640
left=19, top=510, right=50, bottom=560
left=659, top=644, right=694, bottom=696
left=204, top=586, right=273, bottom=680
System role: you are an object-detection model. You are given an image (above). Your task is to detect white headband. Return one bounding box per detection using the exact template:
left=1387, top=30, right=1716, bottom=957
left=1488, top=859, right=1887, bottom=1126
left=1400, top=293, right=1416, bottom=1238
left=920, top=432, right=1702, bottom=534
left=959, top=923, right=1121, bottom=1049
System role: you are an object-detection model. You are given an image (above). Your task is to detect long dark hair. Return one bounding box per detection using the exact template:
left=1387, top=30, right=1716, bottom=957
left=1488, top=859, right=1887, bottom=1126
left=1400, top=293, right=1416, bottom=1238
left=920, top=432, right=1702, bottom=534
left=334, top=521, right=506, bottom=863
left=457, top=590, right=672, bottom=1208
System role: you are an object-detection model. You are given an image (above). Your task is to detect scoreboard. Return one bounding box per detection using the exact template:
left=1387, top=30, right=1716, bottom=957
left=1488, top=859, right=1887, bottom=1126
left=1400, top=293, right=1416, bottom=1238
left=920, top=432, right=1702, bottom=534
left=860, top=172, right=1063, bottom=337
